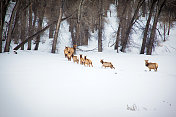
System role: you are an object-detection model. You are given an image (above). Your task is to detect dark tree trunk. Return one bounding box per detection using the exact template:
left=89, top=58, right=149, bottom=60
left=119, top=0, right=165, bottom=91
left=76, top=23, right=81, bottom=46
left=140, top=0, right=156, bottom=54
left=142, top=0, right=146, bottom=17
left=27, top=2, right=32, bottom=50
left=11, top=6, right=20, bottom=44
left=114, top=23, right=121, bottom=53
left=0, top=3, right=2, bottom=53
left=83, top=28, right=89, bottom=45
left=164, top=22, right=166, bottom=41
left=146, top=13, right=159, bottom=55
left=120, top=0, right=145, bottom=52
left=98, top=0, right=103, bottom=52
left=51, top=0, right=64, bottom=53
left=34, top=1, right=46, bottom=50
left=69, top=21, right=76, bottom=45
left=1, top=0, right=10, bottom=53
left=115, top=0, right=129, bottom=53
left=49, top=24, right=55, bottom=38
left=167, top=11, right=171, bottom=36
left=4, top=1, right=19, bottom=52
left=76, top=0, right=84, bottom=46
left=20, top=0, right=27, bottom=50
left=0, top=0, right=10, bottom=53
left=147, top=0, right=166, bottom=55
left=49, top=0, right=56, bottom=38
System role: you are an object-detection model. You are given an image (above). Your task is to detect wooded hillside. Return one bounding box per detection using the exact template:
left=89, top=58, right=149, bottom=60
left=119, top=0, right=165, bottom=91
left=0, top=0, right=176, bottom=54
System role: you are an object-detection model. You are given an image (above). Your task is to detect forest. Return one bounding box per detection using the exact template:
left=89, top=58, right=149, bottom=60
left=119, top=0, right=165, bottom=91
left=0, top=0, right=176, bottom=55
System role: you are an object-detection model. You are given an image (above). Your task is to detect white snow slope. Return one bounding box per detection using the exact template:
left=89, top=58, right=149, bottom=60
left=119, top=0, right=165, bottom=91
left=0, top=50, right=176, bottom=117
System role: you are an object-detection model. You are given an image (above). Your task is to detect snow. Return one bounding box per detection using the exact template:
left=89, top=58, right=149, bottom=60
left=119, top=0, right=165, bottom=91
left=0, top=50, right=176, bottom=117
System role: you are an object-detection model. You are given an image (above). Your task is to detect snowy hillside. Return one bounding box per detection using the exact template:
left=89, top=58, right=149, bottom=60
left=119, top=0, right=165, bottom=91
left=0, top=49, right=176, bottom=117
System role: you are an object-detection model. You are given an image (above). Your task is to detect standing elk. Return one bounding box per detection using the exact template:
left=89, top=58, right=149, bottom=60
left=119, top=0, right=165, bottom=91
left=145, top=60, right=158, bottom=71
left=84, top=56, right=93, bottom=67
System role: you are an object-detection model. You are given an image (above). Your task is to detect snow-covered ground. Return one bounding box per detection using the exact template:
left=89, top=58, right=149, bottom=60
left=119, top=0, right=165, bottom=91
left=0, top=49, right=176, bottom=117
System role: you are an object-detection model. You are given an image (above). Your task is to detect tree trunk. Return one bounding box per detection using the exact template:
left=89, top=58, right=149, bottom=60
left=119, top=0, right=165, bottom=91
left=76, top=23, right=81, bottom=46
left=115, top=0, right=129, bottom=53
left=114, top=23, right=121, bottom=53
left=49, top=25, right=55, bottom=38
left=98, top=0, right=103, bottom=52
left=49, top=0, right=56, bottom=38
left=11, top=6, right=20, bottom=44
left=142, top=0, right=146, bottom=17
left=34, top=1, right=46, bottom=50
left=147, top=0, right=166, bottom=55
left=83, top=28, right=89, bottom=45
left=76, top=0, right=84, bottom=46
left=167, top=11, right=171, bottom=35
left=4, top=1, right=19, bottom=52
left=164, top=22, right=166, bottom=41
left=70, top=21, right=76, bottom=45
left=120, top=0, right=145, bottom=52
left=20, top=0, right=26, bottom=50
left=140, top=0, right=156, bottom=54
left=51, top=0, right=64, bottom=53
left=0, top=0, right=10, bottom=53
left=27, top=3, right=32, bottom=50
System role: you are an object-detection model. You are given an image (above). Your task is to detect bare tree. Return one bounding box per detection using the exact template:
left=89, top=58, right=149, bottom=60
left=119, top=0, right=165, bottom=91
left=120, top=0, right=145, bottom=52
left=98, top=0, right=103, bottom=52
left=114, top=0, right=130, bottom=53
left=34, top=0, right=46, bottom=50
left=49, top=0, right=57, bottom=38
left=4, top=0, right=20, bottom=52
left=27, top=2, right=33, bottom=50
left=140, top=0, right=157, bottom=54
left=0, top=0, right=10, bottom=53
left=20, top=0, right=27, bottom=50
left=147, top=0, right=166, bottom=55
left=51, top=0, right=65, bottom=53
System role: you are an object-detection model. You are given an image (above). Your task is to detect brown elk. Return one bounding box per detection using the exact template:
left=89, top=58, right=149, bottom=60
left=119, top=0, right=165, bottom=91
left=72, top=55, right=79, bottom=64
left=145, top=60, right=158, bottom=71
left=100, top=59, right=115, bottom=69
left=64, top=47, right=69, bottom=58
left=84, top=56, right=93, bottom=67
left=68, top=45, right=77, bottom=55
left=80, top=54, right=85, bottom=65
left=67, top=52, right=72, bottom=61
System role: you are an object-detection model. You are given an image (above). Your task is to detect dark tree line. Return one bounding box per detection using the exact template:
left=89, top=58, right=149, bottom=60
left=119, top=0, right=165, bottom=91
left=0, top=0, right=176, bottom=54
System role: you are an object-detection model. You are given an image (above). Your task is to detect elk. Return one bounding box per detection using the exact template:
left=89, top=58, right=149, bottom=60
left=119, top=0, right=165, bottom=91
left=84, top=56, right=93, bottom=67
left=68, top=45, right=77, bottom=55
left=67, top=52, right=72, bottom=61
left=72, top=55, right=79, bottom=64
left=64, top=47, right=69, bottom=58
left=145, top=60, right=158, bottom=71
left=100, top=59, right=115, bottom=69
left=80, top=54, right=85, bottom=65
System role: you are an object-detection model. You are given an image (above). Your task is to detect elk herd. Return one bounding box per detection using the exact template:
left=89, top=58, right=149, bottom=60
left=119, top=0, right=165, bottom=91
left=64, top=45, right=158, bottom=71
left=64, top=45, right=94, bottom=67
